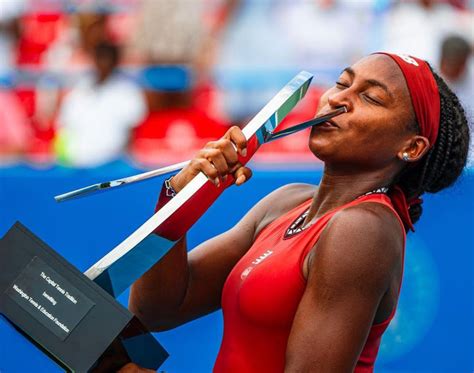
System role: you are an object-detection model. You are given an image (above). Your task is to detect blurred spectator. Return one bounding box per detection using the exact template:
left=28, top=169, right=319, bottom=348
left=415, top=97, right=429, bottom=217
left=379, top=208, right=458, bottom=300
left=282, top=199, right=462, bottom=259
left=43, top=13, right=97, bottom=73
left=129, top=0, right=205, bottom=64
left=11, top=8, right=68, bottom=163
left=16, top=12, right=64, bottom=66
left=125, top=0, right=238, bottom=165
left=439, top=34, right=474, bottom=164
left=77, top=13, right=109, bottom=56
left=0, top=85, right=32, bottom=163
left=56, top=42, right=145, bottom=167
left=128, top=0, right=238, bottom=68
left=131, top=66, right=229, bottom=166
left=439, top=34, right=473, bottom=110
left=0, top=0, right=24, bottom=76
left=380, top=0, right=473, bottom=64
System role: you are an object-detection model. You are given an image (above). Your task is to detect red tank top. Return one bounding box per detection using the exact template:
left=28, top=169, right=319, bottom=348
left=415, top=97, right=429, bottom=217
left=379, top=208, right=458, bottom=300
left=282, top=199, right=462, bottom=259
left=214, top=193, right=405, bottom=372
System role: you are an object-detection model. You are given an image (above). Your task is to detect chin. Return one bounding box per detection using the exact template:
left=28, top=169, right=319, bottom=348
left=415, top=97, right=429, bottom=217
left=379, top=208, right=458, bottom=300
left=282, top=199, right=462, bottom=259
left=308, top=137, right=330, bottom=162
left=309, top=128, right=330, bottom=149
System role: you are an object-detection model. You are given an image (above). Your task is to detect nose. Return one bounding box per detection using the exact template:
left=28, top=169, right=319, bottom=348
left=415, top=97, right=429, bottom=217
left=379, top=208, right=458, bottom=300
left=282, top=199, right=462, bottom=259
left=328, top=89, right=353, bottom=113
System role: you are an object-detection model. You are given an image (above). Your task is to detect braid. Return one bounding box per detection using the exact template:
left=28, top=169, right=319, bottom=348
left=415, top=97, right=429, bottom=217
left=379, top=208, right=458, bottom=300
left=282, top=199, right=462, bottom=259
left=395, top=67, right=470, bottom=226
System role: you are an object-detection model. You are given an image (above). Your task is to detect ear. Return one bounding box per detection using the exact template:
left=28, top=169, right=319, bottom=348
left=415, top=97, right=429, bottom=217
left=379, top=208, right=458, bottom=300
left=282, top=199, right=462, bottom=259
left=397, top=135, right=430, bottom=163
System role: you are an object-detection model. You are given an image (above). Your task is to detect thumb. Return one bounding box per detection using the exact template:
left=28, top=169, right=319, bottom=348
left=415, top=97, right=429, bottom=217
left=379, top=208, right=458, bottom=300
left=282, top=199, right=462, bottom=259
left=234, top=166, right=252, bottom=186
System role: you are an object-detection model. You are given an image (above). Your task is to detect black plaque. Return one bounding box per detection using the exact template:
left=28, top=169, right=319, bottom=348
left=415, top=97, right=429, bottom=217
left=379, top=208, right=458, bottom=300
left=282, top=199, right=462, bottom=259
left=0, top=222, right=168, bottom=372
left=6, top=256, right=95, bottom=341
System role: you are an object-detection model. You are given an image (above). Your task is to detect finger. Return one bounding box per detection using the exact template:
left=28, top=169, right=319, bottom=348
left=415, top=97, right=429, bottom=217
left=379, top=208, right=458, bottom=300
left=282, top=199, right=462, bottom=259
left=229, top=162, right=242, bottom=174
left=234, top=166, right=252, bottom=186
left=225, top=126, right=247, bottom=157
left=214, top=138, right=239, bottom=167
left=202, top=148, right=229, bottom=178
left=200, top=158, right=221, bottom=186
left=191, top=158, right=220, bottom=186
left=205, top=139, right=238, bottom=163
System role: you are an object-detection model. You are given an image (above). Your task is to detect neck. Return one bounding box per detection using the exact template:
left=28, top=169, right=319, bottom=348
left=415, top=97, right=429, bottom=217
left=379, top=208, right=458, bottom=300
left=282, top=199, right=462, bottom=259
left=96, top=70, right=114, bottom=85
left=303, top=164, right=396, bottom=226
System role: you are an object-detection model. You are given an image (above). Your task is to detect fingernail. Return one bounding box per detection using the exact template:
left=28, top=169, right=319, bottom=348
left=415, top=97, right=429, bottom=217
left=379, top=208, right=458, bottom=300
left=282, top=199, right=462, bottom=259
left=236, top=175, right=245, bottom=185
left=214, top=177, right=220, bottom=187
left=241, top=148, right=247, bottom=157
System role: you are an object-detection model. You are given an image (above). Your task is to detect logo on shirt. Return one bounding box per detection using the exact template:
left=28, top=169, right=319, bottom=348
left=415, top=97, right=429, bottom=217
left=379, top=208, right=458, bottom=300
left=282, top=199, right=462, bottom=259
left=241, top=250, right=273, bottom=280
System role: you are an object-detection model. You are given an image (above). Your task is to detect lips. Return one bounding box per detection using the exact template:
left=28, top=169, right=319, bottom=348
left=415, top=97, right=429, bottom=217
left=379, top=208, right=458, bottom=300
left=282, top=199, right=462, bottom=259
left=320, top=119, right=339, bottom=128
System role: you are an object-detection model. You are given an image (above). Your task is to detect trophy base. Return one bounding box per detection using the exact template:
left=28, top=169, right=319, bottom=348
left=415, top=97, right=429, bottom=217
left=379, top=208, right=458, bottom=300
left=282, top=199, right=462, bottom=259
left=0, top=222, right=168, bottom=372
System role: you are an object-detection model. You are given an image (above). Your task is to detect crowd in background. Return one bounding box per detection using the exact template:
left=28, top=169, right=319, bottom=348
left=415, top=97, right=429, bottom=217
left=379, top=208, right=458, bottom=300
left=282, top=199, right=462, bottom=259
left=0, top=0, right=472, bottom=168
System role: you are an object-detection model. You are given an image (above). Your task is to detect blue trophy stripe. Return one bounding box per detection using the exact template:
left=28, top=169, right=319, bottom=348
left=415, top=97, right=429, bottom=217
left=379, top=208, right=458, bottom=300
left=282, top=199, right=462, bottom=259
left=256, top=128, right=265, bottom=145
left=93, top=234, right=177, bottom=297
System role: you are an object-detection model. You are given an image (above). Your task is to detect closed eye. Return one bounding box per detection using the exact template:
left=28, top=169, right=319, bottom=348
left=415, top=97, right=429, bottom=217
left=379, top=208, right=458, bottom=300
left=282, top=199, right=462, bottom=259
left=362, top=94, right=382, bottom=105
left=335, top=81, right=349, bottom=89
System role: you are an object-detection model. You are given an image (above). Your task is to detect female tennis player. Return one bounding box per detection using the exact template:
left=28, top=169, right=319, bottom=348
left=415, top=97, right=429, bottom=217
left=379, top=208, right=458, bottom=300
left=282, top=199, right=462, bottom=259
left=122, top=53, right=470, bottom=372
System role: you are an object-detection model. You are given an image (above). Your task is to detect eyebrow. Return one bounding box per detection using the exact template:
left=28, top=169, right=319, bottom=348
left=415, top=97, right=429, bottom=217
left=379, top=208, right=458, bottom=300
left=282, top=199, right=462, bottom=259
left=341, top=67, right=393, bottom=99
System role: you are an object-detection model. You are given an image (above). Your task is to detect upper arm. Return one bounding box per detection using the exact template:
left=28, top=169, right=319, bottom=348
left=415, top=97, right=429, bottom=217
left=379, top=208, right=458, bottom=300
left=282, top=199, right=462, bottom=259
left=285, top=204, right=403, bottom=372
left=171, top=183, right=315, bottom=326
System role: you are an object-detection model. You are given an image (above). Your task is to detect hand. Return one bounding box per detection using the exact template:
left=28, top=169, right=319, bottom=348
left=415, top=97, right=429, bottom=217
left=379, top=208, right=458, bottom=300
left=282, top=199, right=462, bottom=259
left=116, top=362, right=156, bottom=373
left=171, top=126, right=252, bottom=192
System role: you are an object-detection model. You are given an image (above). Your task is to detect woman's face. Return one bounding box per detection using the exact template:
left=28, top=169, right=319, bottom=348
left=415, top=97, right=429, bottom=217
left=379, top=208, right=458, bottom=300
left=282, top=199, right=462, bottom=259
left=309, top=54, right=417, bottom=170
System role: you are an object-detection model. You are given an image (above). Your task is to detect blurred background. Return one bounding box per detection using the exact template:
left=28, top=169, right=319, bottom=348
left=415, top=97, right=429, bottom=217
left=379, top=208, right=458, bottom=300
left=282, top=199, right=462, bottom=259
left=0, top=0, right=472, bottom=167
left=0, top=0, right=473, bottom=372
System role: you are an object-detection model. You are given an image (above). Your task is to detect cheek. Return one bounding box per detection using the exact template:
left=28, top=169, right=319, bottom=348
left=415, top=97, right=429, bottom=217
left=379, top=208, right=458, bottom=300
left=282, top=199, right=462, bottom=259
left=308, top=116, right=402, bottom=162
left=352, top=117, right=409, bottom=160
left=351, top=118, right=397, bottom=147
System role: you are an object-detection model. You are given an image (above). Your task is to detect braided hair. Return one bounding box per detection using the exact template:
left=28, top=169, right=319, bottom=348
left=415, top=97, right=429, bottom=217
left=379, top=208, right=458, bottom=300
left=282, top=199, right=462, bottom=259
left=394, top=67, right=470, bottom=226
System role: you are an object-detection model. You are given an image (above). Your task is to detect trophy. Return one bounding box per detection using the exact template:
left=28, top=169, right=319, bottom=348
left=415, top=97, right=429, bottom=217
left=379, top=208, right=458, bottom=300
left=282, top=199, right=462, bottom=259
left=0, top=71, right=346, bottom=371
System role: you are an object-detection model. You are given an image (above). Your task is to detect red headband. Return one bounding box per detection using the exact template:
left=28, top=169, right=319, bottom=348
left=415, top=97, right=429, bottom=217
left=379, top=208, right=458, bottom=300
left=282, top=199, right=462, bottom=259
left=376, top=52, right=440, bottom=147
left=376, top=52, right=440, bottom=231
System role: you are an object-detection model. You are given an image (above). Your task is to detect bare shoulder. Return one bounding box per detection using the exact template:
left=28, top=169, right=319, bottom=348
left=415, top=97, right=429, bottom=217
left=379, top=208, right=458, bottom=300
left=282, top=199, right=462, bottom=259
left=309, top=201, right=404, bottom=286
left=331, top=201, right=404, bottom=247
left=254, top=183, right=316, bottom=237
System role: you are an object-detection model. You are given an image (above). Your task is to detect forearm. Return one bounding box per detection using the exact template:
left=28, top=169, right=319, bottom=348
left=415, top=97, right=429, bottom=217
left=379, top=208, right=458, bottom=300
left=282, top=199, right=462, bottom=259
left=128, top=235, right=190, bottom=331
left=129, top=127, right=250, bottom=330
